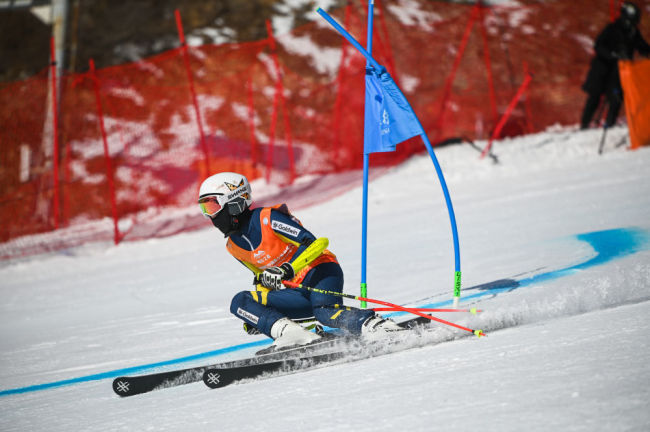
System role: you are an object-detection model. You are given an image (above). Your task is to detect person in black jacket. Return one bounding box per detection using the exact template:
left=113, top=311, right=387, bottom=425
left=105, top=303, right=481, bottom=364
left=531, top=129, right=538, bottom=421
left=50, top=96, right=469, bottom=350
left=580, top=1, right=650, bottom=129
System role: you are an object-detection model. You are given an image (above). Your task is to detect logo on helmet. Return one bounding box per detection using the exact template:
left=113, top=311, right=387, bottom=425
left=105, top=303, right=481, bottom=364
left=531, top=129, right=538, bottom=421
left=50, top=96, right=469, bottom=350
left=224, top=180, right=251, bottom=201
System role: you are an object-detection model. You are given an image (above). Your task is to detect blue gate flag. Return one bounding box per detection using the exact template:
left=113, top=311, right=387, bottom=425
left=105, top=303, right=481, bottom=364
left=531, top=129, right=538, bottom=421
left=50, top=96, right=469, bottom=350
left=364, top=66, right=424, bottom=154
left=317, top=5, right=462, bottom=307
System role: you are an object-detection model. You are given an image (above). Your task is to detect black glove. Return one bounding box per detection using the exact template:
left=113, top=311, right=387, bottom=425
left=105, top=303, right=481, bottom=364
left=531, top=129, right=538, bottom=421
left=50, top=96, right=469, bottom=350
left=257, top=263, right=295, bottom=290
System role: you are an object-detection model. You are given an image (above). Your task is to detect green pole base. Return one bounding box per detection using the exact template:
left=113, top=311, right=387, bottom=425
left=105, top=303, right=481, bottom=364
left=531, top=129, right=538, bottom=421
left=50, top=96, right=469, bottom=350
left=453, top=271, right=462, bottom=308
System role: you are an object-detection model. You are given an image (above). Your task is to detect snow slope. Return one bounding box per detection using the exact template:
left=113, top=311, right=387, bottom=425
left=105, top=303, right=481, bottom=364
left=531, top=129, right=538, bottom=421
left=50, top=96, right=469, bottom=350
left=1, top=126, right=649, bottom=432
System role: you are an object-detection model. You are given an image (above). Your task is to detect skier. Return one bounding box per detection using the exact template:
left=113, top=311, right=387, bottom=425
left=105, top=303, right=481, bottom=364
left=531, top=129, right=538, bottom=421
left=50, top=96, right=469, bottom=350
left=198, top=172, right=402, bottom=351
left=580, top=1, right=650, bottom=129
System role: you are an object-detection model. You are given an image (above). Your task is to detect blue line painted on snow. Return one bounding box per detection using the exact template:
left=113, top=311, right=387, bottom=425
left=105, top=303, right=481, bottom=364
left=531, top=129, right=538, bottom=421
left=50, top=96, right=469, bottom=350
left=412, top=227, right=650, bottom=310
left=1, top=227, right=648, bottom=397
left=0, top=339, right=269, bottom=397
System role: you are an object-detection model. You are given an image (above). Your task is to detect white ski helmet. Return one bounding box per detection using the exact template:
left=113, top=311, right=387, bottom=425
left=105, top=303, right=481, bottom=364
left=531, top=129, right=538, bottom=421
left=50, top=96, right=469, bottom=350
left=198, top=172, right=252, bottom=219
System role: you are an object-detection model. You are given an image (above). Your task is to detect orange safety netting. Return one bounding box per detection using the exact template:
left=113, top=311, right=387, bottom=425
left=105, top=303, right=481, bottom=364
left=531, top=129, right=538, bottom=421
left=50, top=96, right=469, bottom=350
left=1, top=0, right=647, bottom=258
left=619, top=58, right=650, bottom=150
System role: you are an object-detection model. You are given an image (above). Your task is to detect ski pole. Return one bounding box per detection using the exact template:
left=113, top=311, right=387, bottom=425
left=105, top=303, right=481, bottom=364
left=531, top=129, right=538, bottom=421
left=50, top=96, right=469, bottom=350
left=372, top=307, right=481, bottom=314
left=598, top=126, right=608, bottom=155
left=283, top=281, right=485, bottom=337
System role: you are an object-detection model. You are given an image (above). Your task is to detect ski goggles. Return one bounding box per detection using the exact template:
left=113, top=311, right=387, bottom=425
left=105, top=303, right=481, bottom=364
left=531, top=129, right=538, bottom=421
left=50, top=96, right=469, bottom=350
left=198, top=196, right=223, bottom=218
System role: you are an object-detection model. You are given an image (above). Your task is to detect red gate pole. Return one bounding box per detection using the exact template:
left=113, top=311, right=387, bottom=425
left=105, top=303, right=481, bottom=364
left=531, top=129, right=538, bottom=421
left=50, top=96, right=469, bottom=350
left=49, top=37, right=61, bottom=229
left=522, top=61, right=535, bottom=133
left=375, top=0, right=399, bottom=85
left=610, top=0, right=624, bottom=22
left=247, top=74, right=258, bottom=171
left=279, top=89, right=295, bottom=185
left=477, top=1, right=498, bottom=125
left=175, top=10, right=210, bottom=178
left=331, top=3, right=352, bottom=163
left=435, top=4, right=479, bottom=137
left=610, top=0, right=617, bottom=22
left=265, top=20, right=296, bottom=185
left=265, top=20, right=278, bottom=183
left=267, top=79, right=279, bottom=184
left=481, top=73, right=532, bottom=159
left=89, top=59, right=120, bottom=244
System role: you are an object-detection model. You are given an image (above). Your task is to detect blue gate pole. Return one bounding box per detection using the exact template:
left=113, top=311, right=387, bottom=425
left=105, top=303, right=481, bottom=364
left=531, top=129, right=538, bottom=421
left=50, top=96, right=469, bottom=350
left=360, top=0, right=375, bottom=308
left=419, top=134, right=462, bottom=307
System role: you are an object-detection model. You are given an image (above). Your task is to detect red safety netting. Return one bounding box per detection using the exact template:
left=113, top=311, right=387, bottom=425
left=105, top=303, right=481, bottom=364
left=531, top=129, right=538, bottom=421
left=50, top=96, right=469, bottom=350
left=0, top=68, right=51, bottom=240
left=1, top=0, right=647, bottom=259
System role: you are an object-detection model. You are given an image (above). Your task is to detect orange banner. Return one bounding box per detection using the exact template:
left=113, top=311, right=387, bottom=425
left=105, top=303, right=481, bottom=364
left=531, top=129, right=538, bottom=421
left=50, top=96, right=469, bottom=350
left=619, top=59, right=650, bottom=150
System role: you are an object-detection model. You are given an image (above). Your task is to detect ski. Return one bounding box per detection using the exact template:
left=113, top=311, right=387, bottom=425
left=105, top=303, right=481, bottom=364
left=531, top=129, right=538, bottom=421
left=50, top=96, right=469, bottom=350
left=112, top=315, right=432, bottom=397
left=113, top=363, right=217, bottom=397
left=112, top=365, right=209, bottom=397
left=203, top=351, right=348, bottom=389
left=111, top=336, right=345, bottom=397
